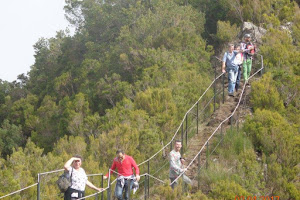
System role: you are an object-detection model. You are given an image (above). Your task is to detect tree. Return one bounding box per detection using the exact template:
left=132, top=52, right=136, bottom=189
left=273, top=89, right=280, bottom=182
left=0, top=120, right=23, bottom=158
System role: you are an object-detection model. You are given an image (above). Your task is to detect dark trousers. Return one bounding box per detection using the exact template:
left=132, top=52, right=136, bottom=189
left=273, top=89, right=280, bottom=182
left=64, top=187, right=85, bottom=200
left=170, top=177, right=178, bottom=189
left=235, top=65, right=242, bottom=91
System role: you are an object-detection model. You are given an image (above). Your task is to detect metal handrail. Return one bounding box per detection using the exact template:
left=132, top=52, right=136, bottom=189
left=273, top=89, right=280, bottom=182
left=138, top=72, right=225, bottom=166
left=170, top=54, right=264, bottom=186
left=1, top=53, right=263, bottom=199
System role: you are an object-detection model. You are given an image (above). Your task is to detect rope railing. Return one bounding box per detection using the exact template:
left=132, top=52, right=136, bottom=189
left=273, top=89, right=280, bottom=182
left=1, top=68, right=225, bottom=200
left=170, top=54, right=264, bottom=186
left=76, top=169, right=165, bottom=200
left=38, top=169, right=64, bottom=176
left=138, top=71, right=225, bottom=167
left=0, top=53, right=263, bottom=200
left=0, top=183, right=38, bottom=199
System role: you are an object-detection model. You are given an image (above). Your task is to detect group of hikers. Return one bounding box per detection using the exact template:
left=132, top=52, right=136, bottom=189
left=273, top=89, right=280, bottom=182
left=63, top=140, right=188, bottom=200
left=222, top=34, right=256, bottom=96
left=62, top=34, right=256, bottom=200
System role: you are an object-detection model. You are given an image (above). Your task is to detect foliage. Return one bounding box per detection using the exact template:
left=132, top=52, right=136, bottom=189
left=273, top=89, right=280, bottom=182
left=250, top=73, right=284, bottom=112
left=260, top=28, right=300, bottom=73
left=0, top=120, right=23, bottom=158
left=0, top=0, right=299, bottom=199
left=244, top=109, right=300, bottom=198
left=210, top=180, right=250, bottom=200
left=215, top=21, right=239, bottom=49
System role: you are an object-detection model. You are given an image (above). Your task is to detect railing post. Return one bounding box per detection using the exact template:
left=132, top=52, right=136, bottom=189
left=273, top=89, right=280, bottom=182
left=206, top=142, right=209, bottom=169
left=198, top=154, right=201, bottom=189
left=197, top=102, right=199, bottom=134
left=214, top=66, right=216, bottom=112
left=101, top=174, right=104, bottom=200
left=185, top=113, right=188, bottom=147
left=237, top=112, right=239, bottom=132
left=107, top=171, right=111, bottom=200
left=37, top=173, right=40, bottom=200
left=147, top=161, right=150, bottom=197
left=222, top=73, right=225, bottom=104
left=181, top=123, right=184, bottom=155
left=144, top=175, right=147, bottom=200
left=170, top=141, right=173, bottom=152
left=230, top=117, right=233, bottom=132
left=260, top=55, right=264, bottom=76
left=221, top=124, right=223, bottom=139
left=182, top=176, right=186, bottom=194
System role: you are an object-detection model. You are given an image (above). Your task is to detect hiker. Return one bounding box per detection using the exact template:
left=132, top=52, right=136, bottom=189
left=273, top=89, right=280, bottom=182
left=222, top=44, right=240, bottom=97
left=64, top=155, right=102, bottom=200
left=104, top=149, right=140, bottom=200
left=234, top=44, right=244, bottom=91
left=169, top=140, right=191, bottom=189
left=241, top=34, right=255, bottom=83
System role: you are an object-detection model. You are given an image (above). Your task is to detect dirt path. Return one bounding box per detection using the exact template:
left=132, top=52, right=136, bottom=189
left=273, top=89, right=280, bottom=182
left=182, top=82, right=253, bottom=190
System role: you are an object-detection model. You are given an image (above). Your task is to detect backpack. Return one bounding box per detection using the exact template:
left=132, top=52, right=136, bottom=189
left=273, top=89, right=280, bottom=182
left=56, top=168, right=73, bottom=193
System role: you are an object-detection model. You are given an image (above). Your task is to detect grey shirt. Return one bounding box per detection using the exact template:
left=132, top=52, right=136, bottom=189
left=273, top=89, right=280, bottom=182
left=169, top=150, right=184, bottom=178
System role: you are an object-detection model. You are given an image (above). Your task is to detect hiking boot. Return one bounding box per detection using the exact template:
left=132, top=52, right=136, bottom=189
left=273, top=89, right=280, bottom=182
left=228, top=93, right=234, bottom=97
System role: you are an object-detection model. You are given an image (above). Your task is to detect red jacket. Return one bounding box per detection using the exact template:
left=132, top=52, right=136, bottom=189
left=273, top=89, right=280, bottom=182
left=105, top=155, right=140, bottom=177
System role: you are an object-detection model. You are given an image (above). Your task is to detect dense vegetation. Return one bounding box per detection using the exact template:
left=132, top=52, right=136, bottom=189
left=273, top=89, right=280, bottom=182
left=0, top=0, right=299, bottom=199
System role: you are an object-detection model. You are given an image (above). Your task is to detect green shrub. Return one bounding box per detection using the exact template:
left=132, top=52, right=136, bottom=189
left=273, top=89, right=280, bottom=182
left=250, top=73, right=284, bottom=113
left=210, top=180, right=250, bottom=200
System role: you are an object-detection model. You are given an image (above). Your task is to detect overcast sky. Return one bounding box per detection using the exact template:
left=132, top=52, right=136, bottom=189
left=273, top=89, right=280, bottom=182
left=0, top=0, right=74, bottom=82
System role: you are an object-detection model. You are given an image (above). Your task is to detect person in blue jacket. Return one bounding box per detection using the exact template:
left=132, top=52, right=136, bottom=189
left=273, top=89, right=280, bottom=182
left=222, top=44, right=240, bottom=97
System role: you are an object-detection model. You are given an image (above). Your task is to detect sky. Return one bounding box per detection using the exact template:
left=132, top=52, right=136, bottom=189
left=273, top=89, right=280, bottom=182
left=0, top=0, right=74, bottom=82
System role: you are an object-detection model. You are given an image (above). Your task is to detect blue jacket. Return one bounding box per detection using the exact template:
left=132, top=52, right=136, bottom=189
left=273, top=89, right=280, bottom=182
left=223, top=51, right=238, bottom=72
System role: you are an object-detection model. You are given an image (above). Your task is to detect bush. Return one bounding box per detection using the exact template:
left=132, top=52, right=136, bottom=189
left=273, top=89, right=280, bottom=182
left=250, top=73, right=284, bottom=113
left=210, top=180, right=250, bottom=200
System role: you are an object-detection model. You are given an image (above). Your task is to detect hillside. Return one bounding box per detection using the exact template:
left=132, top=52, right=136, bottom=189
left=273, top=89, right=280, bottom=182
left=0, top=0, right=299, bottom=199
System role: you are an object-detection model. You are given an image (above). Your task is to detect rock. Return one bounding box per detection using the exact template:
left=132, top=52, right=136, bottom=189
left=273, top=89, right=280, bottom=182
left=279, top=22, right=293, bottom=35
left=239, top=22, right=267, bottom=44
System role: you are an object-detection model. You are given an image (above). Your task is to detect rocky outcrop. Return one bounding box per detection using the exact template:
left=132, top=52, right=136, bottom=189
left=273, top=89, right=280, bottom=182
left=279, top=22, right=293, bottom=35
left=239, top=22, right=267, bottom=44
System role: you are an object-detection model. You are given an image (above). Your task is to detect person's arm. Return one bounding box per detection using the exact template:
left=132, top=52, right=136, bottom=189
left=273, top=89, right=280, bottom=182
left=64, top=157, right=80, bottom=171
left=241, top=53, right=244, bottom=63
left=180, top=157, right=185, bottom=166
left=241, top=43, right=247, bottom=52
left=222, top=53, right=227, bottom=73
left=103, top=161, right=116, bottom=179
left=130, top=157, right=140, bottom=181
left=222, top=62, right=226, bottom=73
left=86, top=180, right=103, bottom=192
left=169, top=153, right=185, bottom=174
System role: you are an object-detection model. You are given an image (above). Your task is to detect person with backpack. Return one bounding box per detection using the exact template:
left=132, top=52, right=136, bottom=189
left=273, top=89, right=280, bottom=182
left=240, top=34, right=255, bottom=83
left=63, top=155, right=102, bottom=200
left=234, top=44, right=244, bottom=91
left=104, top=149, right=140, bottom=200
left=222, top=44, right=240, bottom=96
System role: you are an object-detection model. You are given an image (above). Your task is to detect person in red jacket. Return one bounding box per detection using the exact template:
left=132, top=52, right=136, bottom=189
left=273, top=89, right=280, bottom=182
left=104, top=149, right=140, bottom=200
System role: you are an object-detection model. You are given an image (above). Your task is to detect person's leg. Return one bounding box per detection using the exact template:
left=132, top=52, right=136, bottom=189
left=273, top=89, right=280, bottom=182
left=64, top=187, right=72, bottom=200
left=247, top=59, right=252, bottom=80
left=170, top=178, right=178, bottom=189
left=124, top=179, right=134, bottom=200
left=114, top=180, right=124, bottom=200
left=243, top=61, right=248, bottom=81
left=228, top=70, right=235, bottom=95
left=235, top=66, right=241, bottom=91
